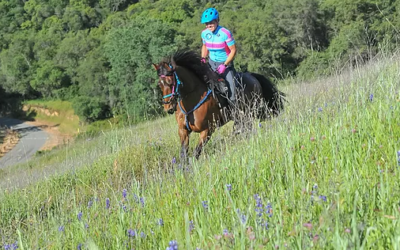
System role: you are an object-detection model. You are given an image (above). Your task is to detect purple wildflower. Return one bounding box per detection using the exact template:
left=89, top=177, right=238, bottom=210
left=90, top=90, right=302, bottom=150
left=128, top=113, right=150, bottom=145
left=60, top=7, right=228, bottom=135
left=397, top=150, right=400, bottom=166
left=265, top=202, right=273, bottom=217
left=166, top=240, right=178, bottom=250
left=172, top=157, right=176, bottom=164
left=77, top=243, right=82, bottom=250
left=189, top=220, right=194, bottom=232
left=319, top=195, right=327, bottom=202
left=202, top=201, right=208, bottom=210
left=77, top=211, right=83, bottom=221
left=258, top=123, right=262, bottom=128
left=318, top=107, right=323, bottom=112
left=311, top=184, right=318, bottom=196
left=87, top=200, right=93, bottom=208
left=236, top=209, right=247, bottom=224
left=106, top=198, right=110, bottom=209
left=158, top=218, right=164, bottom=226
left=133, top=194, right=139, bottom=203
left=3, top=241, right=18, bottom=250
left=226, top=184, right=232, bottom=191
left=254, top=194, right=263, bottom=217
left=223, top=229, right=229, bottom=236
left=140, top=197, right=145, bottom=207
left=122, top=189, right=127, bottom=199
left=369, top=94, right=373, bottom=102
left=85, top=223, right=89, bottom=229
left=58, top=225, right=65, bottom=232
left=140, top=232, right=146, bottom=238
left=127, top=229, right=136, bottom=237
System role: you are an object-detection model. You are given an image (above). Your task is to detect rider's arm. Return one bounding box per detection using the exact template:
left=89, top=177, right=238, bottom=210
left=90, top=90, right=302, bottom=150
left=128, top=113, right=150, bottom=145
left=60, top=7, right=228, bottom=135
left=201, top=44, right=209, bottom=59
left=224, top=44, right=236, bottom=66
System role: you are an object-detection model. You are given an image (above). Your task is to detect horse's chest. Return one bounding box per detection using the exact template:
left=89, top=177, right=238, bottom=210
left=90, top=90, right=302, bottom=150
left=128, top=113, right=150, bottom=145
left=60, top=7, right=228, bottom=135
left=176, top=109, right=211, bottom=132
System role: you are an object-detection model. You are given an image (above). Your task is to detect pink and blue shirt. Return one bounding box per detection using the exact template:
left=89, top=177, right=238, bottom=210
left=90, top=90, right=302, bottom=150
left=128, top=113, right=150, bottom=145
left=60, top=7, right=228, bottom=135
left=201, top=26, right=235, bottom=63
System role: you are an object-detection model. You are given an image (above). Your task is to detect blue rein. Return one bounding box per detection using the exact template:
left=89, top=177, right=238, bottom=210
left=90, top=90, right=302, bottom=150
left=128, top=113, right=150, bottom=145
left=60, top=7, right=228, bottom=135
left=164, top=65, right=212, bottom=132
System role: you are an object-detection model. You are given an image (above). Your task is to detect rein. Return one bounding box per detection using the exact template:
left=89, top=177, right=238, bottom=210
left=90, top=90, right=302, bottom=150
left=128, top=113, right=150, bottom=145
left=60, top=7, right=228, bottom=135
left=161, top=64, right=212, bottom=132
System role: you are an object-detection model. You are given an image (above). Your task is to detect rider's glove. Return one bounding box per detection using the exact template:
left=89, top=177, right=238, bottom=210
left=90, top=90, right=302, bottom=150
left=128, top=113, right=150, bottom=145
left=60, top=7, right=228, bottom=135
left=217, top=64, right=227, bottom=74
left=200, top=57, right=207, bottom=64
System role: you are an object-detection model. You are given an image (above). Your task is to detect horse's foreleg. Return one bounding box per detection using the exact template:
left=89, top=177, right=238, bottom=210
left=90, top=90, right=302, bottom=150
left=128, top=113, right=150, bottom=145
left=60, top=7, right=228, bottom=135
left=178, top=128, right=190, bottom=160
left=194, top=129, right=213, bottom=159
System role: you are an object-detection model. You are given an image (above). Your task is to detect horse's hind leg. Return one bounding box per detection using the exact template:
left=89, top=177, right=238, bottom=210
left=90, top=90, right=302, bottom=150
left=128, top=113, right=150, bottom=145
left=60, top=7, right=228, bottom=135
left=194, top=129, right=213, bottom=159
left=179, top=128, right=190, bottom=160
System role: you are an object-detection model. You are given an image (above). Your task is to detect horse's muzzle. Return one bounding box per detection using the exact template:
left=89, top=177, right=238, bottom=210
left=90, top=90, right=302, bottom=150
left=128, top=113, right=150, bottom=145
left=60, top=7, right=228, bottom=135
left=167, top=108, right=175, bottom=114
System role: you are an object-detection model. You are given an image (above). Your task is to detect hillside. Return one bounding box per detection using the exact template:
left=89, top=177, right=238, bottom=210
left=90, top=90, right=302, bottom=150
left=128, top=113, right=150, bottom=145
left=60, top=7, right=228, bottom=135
left=1, top=0, right=400, bottom=125
left=0, top=53, right=399, bottom=249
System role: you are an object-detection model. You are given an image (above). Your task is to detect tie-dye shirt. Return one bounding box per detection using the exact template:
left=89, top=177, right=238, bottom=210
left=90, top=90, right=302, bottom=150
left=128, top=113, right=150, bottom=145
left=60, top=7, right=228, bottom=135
left=201, top=26, right=235, bottom=63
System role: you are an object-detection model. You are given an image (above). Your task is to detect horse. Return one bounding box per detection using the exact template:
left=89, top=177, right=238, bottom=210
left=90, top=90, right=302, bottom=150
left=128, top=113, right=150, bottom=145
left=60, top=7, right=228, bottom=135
left=152, top=49, right=285, bottom=159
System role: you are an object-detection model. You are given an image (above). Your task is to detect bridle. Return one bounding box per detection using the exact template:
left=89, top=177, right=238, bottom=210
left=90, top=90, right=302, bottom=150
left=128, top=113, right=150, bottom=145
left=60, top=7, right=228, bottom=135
left=160, top=64, right=182, bottom=105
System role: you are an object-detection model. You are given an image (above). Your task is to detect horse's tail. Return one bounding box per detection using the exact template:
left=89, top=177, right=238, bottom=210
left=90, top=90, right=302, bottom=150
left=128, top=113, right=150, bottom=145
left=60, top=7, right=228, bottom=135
left=250, top=73, right=286, bottom=117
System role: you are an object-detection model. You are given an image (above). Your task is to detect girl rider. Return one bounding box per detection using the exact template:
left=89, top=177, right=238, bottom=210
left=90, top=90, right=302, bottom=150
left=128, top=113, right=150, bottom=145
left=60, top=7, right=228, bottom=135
left=200, top=7, right=237, bottom=107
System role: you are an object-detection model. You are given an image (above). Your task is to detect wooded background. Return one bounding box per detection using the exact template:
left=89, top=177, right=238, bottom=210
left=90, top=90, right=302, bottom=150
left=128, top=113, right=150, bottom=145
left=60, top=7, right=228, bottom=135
left=0, top=0, right=399, bottom=122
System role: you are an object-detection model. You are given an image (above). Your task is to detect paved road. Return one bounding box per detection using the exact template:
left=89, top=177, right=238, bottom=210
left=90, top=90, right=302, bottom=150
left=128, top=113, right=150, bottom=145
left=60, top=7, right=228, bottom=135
left=0, top=117, right=48, bottom=169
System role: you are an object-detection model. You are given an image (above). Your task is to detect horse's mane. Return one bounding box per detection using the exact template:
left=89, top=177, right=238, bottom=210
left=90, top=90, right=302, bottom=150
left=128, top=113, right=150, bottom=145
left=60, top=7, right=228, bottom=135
left=168, top=49, right=219, bottom=84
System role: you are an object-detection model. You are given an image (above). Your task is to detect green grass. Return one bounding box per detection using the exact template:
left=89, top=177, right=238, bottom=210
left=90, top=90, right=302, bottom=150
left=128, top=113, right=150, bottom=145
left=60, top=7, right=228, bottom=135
left=1, top=55, right=400, bottom=249
left=23, top=100, right=80, bottom=135
left=24, top=100, right=75, bottom=113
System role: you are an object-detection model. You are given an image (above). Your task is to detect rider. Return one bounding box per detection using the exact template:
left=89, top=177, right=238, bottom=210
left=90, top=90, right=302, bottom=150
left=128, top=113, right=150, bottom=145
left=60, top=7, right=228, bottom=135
left=200, top=7, right=237, bottom=107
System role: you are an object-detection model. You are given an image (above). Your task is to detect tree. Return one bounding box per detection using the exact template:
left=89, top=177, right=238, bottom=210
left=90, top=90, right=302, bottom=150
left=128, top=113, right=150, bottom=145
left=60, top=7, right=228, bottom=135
left=0, top=31, right=36, bottom=96
left=104, top=17, right=176, bottom=121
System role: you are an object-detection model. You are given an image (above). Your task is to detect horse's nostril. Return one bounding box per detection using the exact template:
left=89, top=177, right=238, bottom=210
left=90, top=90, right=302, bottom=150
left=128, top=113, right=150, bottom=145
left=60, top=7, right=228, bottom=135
left=167, top=108, right=174, bottom=114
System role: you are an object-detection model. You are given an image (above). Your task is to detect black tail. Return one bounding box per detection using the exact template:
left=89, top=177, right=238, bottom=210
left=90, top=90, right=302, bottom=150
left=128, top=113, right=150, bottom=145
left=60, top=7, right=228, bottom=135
left=250, top=73, right=286, bottom=117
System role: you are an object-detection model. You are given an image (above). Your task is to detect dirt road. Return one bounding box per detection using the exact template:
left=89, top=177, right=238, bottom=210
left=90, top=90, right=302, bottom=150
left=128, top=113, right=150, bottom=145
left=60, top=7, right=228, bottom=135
left=0, top=118, right=48, bottom=169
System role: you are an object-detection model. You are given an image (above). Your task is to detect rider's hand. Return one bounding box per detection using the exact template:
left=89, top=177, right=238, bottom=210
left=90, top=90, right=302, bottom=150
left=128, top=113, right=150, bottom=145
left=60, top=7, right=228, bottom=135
left=200, top=57, right=207, bottom=64
left=217, top=64, right=227, bottom=74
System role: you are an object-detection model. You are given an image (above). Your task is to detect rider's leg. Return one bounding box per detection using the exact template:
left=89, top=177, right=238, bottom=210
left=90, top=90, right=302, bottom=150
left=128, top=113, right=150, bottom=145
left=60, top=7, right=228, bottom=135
left=223, top=64, right=236, bottom=105
left=209, top=59, right=236, bottom=104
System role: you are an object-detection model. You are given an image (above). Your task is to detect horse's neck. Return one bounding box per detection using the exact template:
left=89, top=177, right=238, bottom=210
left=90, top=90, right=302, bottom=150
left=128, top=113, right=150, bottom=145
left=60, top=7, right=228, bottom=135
left=176, top=67, right=207, bottom=95
left=175, top=66, right=209, bottom=111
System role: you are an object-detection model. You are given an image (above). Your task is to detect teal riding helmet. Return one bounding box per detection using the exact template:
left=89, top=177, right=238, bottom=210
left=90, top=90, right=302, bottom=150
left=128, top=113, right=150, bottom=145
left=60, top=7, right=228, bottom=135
left=201, top=8, right=219, bottom=24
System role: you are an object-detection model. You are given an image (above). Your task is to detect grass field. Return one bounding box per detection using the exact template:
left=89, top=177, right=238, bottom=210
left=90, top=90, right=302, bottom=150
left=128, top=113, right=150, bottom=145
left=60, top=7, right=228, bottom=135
left=0, top=54, right=400, bottom=249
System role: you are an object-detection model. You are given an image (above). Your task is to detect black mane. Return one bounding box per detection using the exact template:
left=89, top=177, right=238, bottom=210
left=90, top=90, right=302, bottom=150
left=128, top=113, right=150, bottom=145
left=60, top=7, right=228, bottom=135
left=170, top=49, right=219, bottom=84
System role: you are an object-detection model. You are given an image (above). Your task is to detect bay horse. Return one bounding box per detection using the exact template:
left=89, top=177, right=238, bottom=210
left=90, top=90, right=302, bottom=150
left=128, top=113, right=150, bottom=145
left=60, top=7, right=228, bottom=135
left=153, top=49, right=284, bottom=159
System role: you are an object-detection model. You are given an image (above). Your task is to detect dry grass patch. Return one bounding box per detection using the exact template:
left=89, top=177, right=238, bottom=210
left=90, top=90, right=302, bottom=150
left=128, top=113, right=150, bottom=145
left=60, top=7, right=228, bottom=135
left=0, top=128, right=19, bottom=158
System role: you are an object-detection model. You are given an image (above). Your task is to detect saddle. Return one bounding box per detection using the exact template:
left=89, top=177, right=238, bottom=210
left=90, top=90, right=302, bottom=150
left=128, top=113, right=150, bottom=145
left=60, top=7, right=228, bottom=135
left=207, top=73, right=245, bottom=123
left=207, top=73, right=244, bottom=104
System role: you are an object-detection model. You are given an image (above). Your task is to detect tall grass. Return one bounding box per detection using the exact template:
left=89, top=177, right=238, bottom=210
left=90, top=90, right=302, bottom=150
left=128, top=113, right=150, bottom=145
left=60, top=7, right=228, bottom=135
left=1, top=54, right=400, bottom=249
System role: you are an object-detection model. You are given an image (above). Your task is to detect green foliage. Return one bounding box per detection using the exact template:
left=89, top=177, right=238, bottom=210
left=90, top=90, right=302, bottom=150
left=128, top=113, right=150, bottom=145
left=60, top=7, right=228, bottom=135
left=30, top=61, right=67, bottom=97
left=0, top=31, right=36, bottom=96
left=104, top=17, right=176, bottom=121
left=296, top=51, right=331, bottom=79
left=72, top=96, right=110, bottom=122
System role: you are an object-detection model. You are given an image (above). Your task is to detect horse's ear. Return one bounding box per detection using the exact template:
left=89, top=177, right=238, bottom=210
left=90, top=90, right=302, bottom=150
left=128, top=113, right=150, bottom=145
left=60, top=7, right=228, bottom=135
left=152, top=63, right=159, bottom=71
